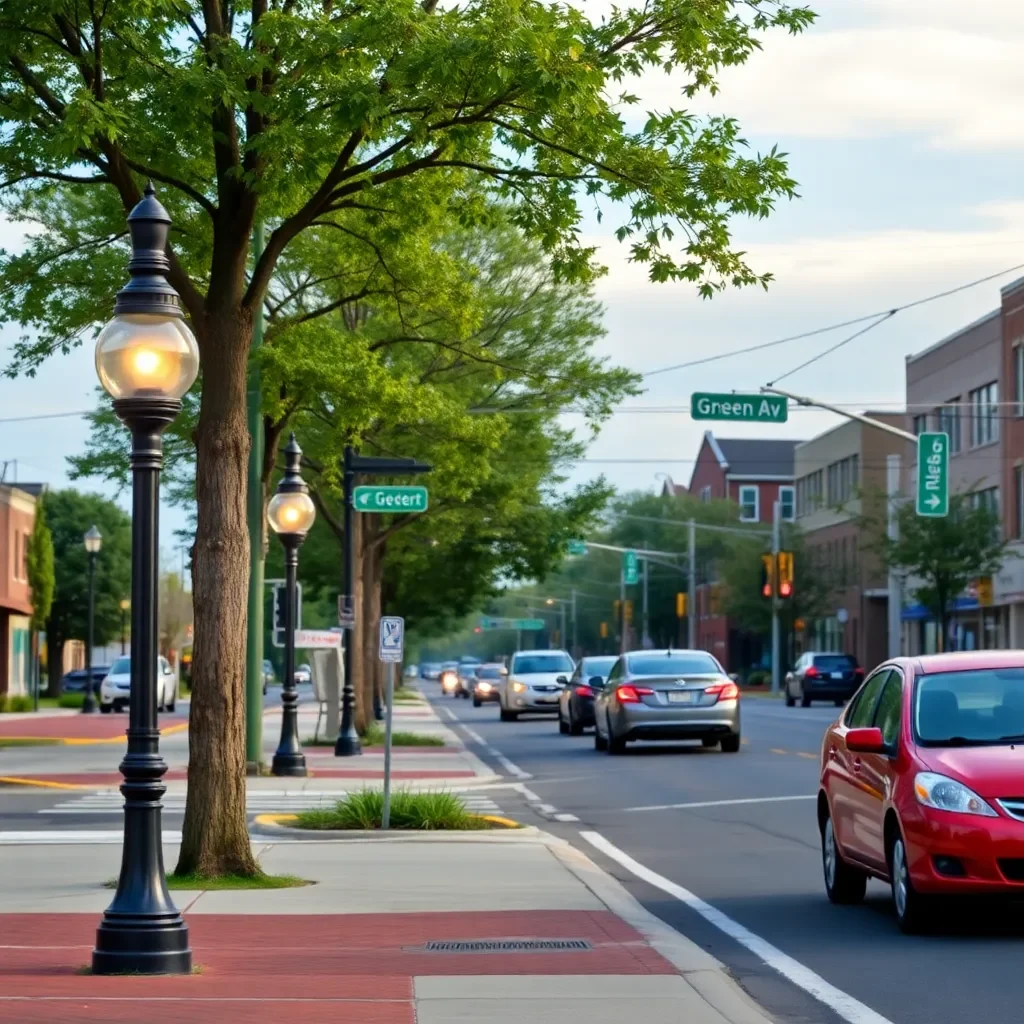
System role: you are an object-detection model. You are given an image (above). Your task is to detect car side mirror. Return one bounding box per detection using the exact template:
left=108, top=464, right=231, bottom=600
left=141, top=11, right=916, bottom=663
left=846, top=726, right=885, bottom=754
left=589, top=676, right=604, bottom=689
left=556, top=675, right=568, bottom=685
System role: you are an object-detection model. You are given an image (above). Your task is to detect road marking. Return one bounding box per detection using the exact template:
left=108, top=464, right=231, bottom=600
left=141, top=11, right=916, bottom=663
left=438, top=706, right=458, bottom=722
left=797, top=751, right=818, bottom=760
left=493, top=751, right=531, bottom=779
left=554, top=813, right=580, bottom=822
left=0, top=830, right=183, bottom=845
left=623, top=794, right=815, bottom=813
left=0, top=776, right=91, bottom=790
left=516, top=785, right=541, bottom=802
left=771, top=748, right=788, bottom=755
left=581, top=831, right=897, bottom=1024
left=461, top=726, right=486, bottom=745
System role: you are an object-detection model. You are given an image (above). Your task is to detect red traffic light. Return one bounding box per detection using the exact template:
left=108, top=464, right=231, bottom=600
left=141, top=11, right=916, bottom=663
left=473, top=626, right=482, bottom=634
left=761, top=583, right=772, bottom=598
left=779, top=580, right=793, bottom=599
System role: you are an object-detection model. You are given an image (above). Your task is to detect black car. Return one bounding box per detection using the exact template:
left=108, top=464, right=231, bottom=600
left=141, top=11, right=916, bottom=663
left=784, top=652, right=863, bottom=707
left=471, top=663, right=506, bottom=706
left=557, top=655, right=618, bottom=735
left=59, top=665, right=111, bottom=695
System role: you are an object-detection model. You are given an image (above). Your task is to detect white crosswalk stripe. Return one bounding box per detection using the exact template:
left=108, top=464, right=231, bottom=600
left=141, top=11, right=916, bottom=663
left=44, top=791, right=503, bottom=816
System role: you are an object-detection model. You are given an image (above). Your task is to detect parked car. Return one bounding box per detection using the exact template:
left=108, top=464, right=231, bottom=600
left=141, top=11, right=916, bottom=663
left=294, top=663, right=312, bottom=684
left=472, top=663, right=507, bottom=706
left=557, top=655, right=618, bottom=735
left=60, top=665, right=111, bottom=696
left=786, top=652, right=864, bottom=707
left=593, top=649, right=740, bottom=754
left=439, top=661, right=460, bottom=695
left=99, top=656, right=178, bottom=713
left=454, top=663, right=478, bottom=699
left=498, top=650, right=575, bottom=721
left=262, top=659, right=275, bottom=695
left=819, top=651, right=1024, bottom=932
left=421, top=663, right=442, bottom=681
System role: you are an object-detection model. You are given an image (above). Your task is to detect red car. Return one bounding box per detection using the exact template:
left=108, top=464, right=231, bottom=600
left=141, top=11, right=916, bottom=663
left=818, top=651, right=1024, bottom=932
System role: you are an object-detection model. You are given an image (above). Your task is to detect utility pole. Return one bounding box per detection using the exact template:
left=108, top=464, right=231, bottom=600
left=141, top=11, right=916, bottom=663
left=244, top=220, right=265, bottom=773
left=771, top=499, right=781, bottom=694
left=619, top=566, right=627, bottom=654
left=641, top=554, right=649, bottom=648
left=687, top=519, right=696, bottom=648
left=887, top=454, right=902, bottom=658
left=560, top=601, right=567, bottom=651
left=571, top=588, right=577, bottom=656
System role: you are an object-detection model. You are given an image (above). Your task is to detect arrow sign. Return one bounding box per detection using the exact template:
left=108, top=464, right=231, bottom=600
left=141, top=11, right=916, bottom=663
left=353, top=485, right=428, bottom=513
left=916, top=432, right=949, bottom=517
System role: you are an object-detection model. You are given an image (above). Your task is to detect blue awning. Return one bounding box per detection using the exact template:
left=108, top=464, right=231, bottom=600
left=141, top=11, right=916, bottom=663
left=901, top=596, right=980, bottom=622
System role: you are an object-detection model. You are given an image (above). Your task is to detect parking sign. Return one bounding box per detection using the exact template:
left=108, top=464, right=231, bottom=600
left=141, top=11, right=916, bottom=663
left=379, top=616, right=404, bottom=663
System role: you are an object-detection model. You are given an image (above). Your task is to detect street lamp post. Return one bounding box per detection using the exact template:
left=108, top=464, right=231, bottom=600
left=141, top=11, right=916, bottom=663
left=267, top=434, right=315, bottom=777
left=81, top=526, right=102, bottom=713
left=120, top=599, right=130, bottom=655
left=90, top=183, right=197, bottom=976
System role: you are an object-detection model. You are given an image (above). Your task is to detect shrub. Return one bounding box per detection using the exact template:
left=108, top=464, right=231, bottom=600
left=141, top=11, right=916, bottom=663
left=745, top=670, right=769, bottom=687
left=295, top=789, right=487, bottom=831
left=58, top=693, right=85, bottom=708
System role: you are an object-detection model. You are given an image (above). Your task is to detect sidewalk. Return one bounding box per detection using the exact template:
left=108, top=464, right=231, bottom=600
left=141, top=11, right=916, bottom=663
left=0, top=829, right=774, bottom=1023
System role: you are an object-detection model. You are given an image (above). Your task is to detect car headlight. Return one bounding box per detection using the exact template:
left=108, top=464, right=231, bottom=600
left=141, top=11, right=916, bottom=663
left=478, top=682, right=491, bottom=692
left=511, top=681, right=526, bottom=693
left=914, top=772, right=996, bottom=817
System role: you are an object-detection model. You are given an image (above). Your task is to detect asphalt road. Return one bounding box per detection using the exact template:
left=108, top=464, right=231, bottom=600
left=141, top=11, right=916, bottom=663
left=427, top=682, right=1024, bottom=1024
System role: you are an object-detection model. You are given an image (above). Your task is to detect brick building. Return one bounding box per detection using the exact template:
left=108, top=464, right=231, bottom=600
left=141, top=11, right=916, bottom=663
left=0, top=484, right=38, bottom=698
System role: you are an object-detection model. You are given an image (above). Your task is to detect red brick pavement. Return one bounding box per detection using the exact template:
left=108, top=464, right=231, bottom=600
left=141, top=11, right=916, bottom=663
left=0, top=909, right=673, bottom=1022
left=0, top=768, right=475, bottom=788
left=0, top=716, right=186, bottom=741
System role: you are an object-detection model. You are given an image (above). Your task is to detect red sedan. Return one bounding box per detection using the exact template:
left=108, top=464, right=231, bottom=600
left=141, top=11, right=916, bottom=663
left=818, top=651, right=1024, bottom=932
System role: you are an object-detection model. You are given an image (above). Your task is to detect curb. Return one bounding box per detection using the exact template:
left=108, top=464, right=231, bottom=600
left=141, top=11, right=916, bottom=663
left=544, top=834, right=776, bottom=1024
left=252, top=811, right=526, bottom=834
left=250, top=813, right=541, bottom=841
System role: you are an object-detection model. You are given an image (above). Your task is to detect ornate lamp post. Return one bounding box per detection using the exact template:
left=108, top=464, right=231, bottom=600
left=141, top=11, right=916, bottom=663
left=81, top=526, right=102, bottom=713
left=90, top=183, right=197, bottom=976
left=266, top=434, right=315, bottom=777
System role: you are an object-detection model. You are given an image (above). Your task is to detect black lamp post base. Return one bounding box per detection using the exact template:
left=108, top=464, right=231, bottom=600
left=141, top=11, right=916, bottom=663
left=334, top=731, right=362, bottom=757
left=92, top=916, right=191, bottom=975
left=81, top=689, right=97, bottom=714
left=271, top=751, right=307, bottom=777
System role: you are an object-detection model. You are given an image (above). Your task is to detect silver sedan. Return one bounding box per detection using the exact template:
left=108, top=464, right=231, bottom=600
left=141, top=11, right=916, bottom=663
left=593, top=649, right=741, bottom=755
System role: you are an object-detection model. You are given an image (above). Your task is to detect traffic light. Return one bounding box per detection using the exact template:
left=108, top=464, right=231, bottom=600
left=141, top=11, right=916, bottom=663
left=778, top=551, right=794, bottom=600
left=675, top=592, right=687, bottom=618
left=613, top=599, right=621, bottom=619
left=760, top=554, right=774, bottom=598
left=600, top=621, right=608, bottom=639
left=273, top=583, right=287, bottom=631
left=624, top=600, right=633, bottom=624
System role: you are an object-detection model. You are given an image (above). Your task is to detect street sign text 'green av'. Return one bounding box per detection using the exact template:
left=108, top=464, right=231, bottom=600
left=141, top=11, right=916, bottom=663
left=917, top=432, right=949, bottom=517
left=691, top=392, right=788, bottom=424
left=353, top=485, right=428, bottom=513
left=623, top=550, right=639, bottom=585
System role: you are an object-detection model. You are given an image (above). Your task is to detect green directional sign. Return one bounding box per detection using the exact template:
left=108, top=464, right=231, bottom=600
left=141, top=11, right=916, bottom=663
left=691, top=392, right=788, bottom=424
left=479, top=616, right=545, bottom=631
left=623, top=549, right=639, bottom=585
left=353, top=485, right=428, bottom=513
left=568, top=539, right=588, bottom=556
left=917, top=432, right=949, bottom=517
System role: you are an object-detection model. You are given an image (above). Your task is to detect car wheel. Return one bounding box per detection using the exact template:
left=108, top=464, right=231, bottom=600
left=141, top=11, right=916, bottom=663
left=167, top=689, right=176, bottom=713
left=801, top=694, right=811, bottom=708
left=558, top=707, right=569, bottom=734
left=606, top=716, right=626, bottom=755
left=822, top=807, right=867, bottom=905
left=500, top=708, right=518, bottom=722
left=720, top=733, right=741, bottom=753
left=702, top=737, right=718, bottom=748
left=594, top=721, right=608, bottom=751
left=100, top=704, right=112, bottom=714
left=889, top=831, right=931, bottom=933
left=473, top=697, right=481, bottom=708
left=785, top=683, right=795, bottom=707
left=568, top=706, right=583, bottom=736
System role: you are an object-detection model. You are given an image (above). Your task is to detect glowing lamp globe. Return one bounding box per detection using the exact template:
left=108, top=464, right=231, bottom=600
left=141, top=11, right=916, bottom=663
left=96, top=314, right=199, bottom=400
left=267, top=491, right=316, bottom=537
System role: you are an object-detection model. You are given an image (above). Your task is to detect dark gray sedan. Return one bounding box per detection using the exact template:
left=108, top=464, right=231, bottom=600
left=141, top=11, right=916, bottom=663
left=557, top=655, right=618, bottom=735
left=593, top=650, right=741, bottom=755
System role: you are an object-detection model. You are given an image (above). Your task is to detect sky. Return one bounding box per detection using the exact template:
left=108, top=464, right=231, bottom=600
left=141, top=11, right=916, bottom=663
left=0, top=0, right=1021, bottom=552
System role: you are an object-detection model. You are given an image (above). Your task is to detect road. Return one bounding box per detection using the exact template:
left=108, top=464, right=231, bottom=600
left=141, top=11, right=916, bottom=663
left=427, top=684, right=1024, bottom=1024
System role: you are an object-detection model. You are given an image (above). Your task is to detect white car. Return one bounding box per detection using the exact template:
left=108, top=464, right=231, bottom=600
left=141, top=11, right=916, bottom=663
left=499, top=649, right=575, bottom=721
left=100, top=655, right=178, bottom=713
left=294, top=663, right=312, bottom=684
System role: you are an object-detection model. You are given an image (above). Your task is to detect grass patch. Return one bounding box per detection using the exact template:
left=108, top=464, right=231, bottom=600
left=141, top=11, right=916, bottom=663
left=104, top=873, right=311, bottom=890
left=392, top=688, right=424, bottom=703
left=0, top=737, right=62, bottom=748
left=361, top=722, right=444, bottom=746
left=294, top=788, right=488, bottom=831
left=0, top=694, right=34, bottom=713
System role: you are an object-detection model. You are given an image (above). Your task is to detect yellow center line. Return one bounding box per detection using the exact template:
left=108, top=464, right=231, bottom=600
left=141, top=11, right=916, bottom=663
left=1, top=722, right=189, bottom=747
left=0, top=776, right=93, bottom=791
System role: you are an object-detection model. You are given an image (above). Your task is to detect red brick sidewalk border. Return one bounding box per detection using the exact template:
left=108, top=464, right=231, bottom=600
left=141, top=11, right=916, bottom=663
left=0, top=768, right=477, bottom=787
left=0, top=909, right=674, bottom=1022
left=0, top=716, right=186, bottom=741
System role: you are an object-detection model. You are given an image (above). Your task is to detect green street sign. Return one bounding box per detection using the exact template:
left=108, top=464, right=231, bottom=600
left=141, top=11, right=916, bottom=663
left=691, top=392, right=788, bottom=424
left=568, top=539, right=588, bottom=555
left=353, top=485, right=428, bottom=513
left=917, top=432, right=949, bottom=517
left=623, top=549, right=639, bottom=585
left=479, top=616, right=545, bottom=631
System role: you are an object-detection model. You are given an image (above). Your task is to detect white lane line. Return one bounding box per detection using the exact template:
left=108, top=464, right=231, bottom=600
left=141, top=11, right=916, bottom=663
left=581, top=831, right=895, bottom=1024
left=516, top=785, right=541, bottom=802
left=623, top=794, right=816, bottom=813
left=438, top=706, right=458, bottom=722
left=461, top=726, right=487, bottom=745
left=0, top=831, right=183, bottom=845
left=493, top=751, right=531, bottom=779
left=554, top=813, right=580, bottom=822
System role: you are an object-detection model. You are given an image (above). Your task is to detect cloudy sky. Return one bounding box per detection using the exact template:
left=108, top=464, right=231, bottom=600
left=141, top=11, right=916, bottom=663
left=0, top=0, right=1021, bottom=553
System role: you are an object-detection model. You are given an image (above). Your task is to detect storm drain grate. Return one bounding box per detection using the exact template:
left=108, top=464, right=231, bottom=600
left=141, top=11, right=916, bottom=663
left=422, top=939, right=592, bottom=953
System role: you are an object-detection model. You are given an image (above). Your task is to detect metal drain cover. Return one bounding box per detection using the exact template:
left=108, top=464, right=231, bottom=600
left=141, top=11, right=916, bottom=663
left=423, top=939, right=592, bottom=953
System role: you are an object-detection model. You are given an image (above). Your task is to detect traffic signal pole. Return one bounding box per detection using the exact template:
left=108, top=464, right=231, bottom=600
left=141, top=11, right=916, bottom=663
left=687, top=519, right=696, bottom=648
left=887, top=454, right=902, bottom=658
left=771, top=499, right=781, bottom=695
left=619, top=567, right=627, bottom=654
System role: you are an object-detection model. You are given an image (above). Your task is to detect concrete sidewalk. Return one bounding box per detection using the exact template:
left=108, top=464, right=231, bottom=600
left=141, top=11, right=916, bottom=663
left=0, top=829, right=774, bottom=1023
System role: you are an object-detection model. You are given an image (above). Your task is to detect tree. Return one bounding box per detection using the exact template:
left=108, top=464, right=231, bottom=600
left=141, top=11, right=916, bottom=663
left=25, top=493, right=55, bottom=694
left=159, top=570, right=193, bottom=663
left=861, top=492, right=1010, bottom=649
left=0, top=0, right=814, bottom=875
left=41, top=490, right=131, bottom=694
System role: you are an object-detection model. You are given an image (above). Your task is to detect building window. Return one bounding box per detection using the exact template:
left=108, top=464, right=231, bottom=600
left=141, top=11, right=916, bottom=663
left=700, top=485, right=711, bottom=503
left=912, top=414, right=928, bottom=436
left=1015, top=344, right=1024, bottom=417
left=779, top=486, right=795, bottom=521
left=21, top=531, right=29, bottom=582
left=970, top=382, right=998, bottom=447
left=1016, top=466, right=1024, bottom=539
left=969, top=486, right=999, bottom=516
left=738, top=485, right=759, bottom=522
left=937, top=399, right=961, bottom=455
left=826, top=454, right=859, bottom=506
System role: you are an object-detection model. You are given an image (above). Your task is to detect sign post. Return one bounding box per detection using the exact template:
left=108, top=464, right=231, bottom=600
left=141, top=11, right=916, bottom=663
left=623, top=550, right=639, bottom=586
left=916, top=432, right=949, bottom=517
left=378, top=616, right=404, bottom=830
left=691, top=392, right=788, bottom=423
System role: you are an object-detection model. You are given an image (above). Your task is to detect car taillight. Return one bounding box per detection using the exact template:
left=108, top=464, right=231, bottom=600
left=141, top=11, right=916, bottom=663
left=575, top=685, right=593, bottom=697
left=705, top=681, right=739, bottom=701
left=615, top=685, right=654, bottom=704
left=854, top=667, right=864, bottom=678
left=805, top=666, right=820, bottom=679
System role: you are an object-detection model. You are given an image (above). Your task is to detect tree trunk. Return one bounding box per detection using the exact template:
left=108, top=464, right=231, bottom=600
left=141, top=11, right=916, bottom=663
left=176, top=308, right=259, bottom=878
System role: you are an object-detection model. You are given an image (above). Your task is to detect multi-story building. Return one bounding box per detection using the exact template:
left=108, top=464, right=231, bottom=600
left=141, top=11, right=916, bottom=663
left=0, top=484, right=38, bottom=698
left=905, top=308, right=1005, bottom=652
left=793, top=417, right=911, bottom=669
left=687, top=431, right=800, bottom=671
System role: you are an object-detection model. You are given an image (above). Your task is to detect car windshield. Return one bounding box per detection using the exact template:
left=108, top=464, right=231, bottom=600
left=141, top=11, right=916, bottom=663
left=477, top=666, right=504, bottom=679
left=916, top=668, right=1024, bottom=745
left=109, top=656, right=130, bottom=675
left=513, top=654, right=574, bottom=674
left=628, top=653, right=722, bottom=676
left=812, top=655, right=857, bottom=671
left=442, top=662, right=458, bottom=670
left=582, top=657, right=618, bottom=679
